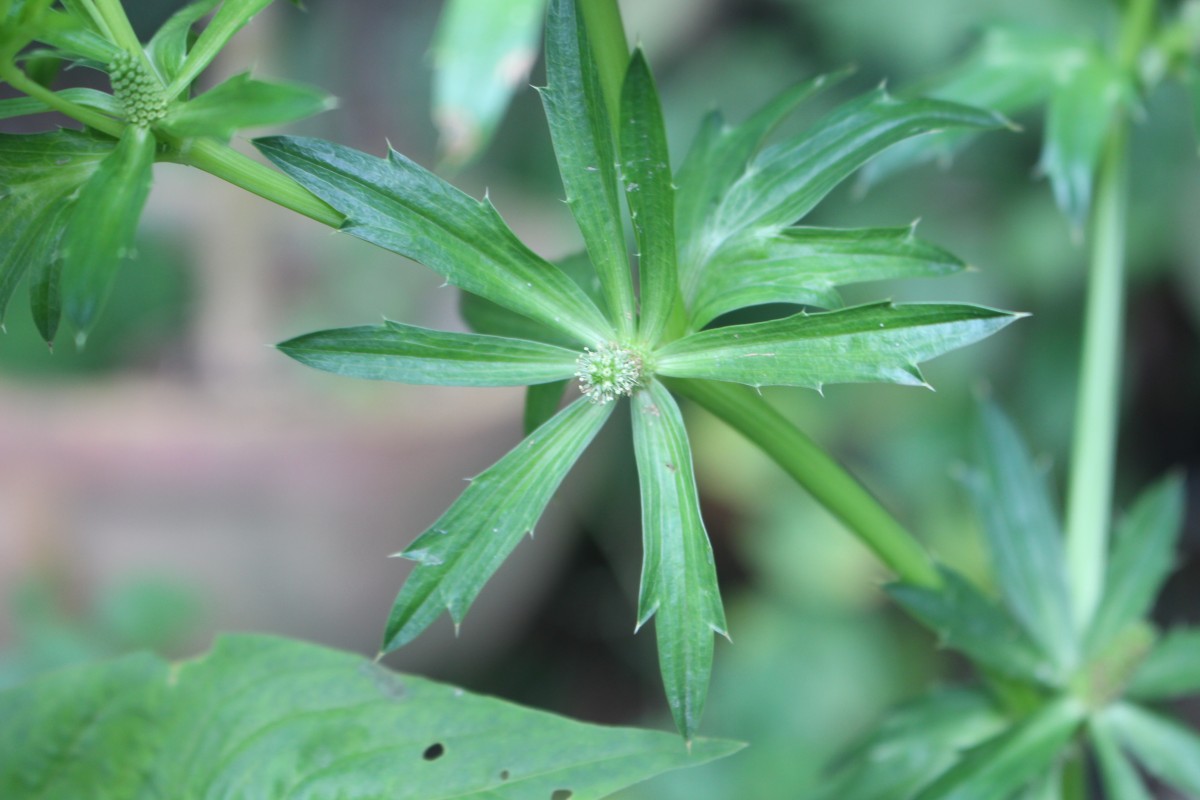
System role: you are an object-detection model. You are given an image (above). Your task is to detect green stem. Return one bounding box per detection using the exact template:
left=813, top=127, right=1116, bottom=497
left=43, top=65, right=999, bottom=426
left=577, top=0, right=628, bottom=141
left=666, top=378, right=941, bottom=589
left=90, top=0, right=143, bottom=56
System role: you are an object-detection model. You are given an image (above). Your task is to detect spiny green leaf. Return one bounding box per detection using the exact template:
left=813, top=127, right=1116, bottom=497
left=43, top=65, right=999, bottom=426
left=1101, top=702, right=1200, bottom=796
left=0, top=634, right=742, bottom=798
left=1085, top=473, right=1184, bottom=657
left=144, top=0, right=220, bottom=89
left=160, top=72, right=333, bottom=138
left=60, top=125, right=155, bottom=340
left=1090, top=720, right=1154, bottom=800
left=384, top=397, right=612, bottom=651
left=255, top=135, right=615, bottom=346
left=631, top=381, right=726, bottom=740
left=277, top=320, right=579, bottom=386
left=431, top=0, right=543, bottom=167
left=541, top=0, right=635, bottom=337
left=1127, top=627, right=1200, bottom=700
left=967, top=402, right=1077, bottom=674
left=655, top=302, right=1018, bottom=391
left=689, top=224, right=966, bottom=328
left=169, top=0, right=275, bottom=95
left=888, top=567, right=1056, bottom=685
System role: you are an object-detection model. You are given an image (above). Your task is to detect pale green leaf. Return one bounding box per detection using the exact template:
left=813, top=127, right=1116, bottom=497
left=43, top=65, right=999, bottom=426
left=524, top=379, right=569, bottom=434
left=144, top=0, right=219, bottom=88
left=620, top=49, right=677, bottom=347
left=255, top=135, right=615, bottom=346
left=914, top=696, right=1085, bottom=800
left=689, top=224, right=966, bottom=328
left=655, top=302, right=1018, bottom=390
left=1090, top=720, right=1154, bottom=800
left=23, top=9, right=119, bottom=65
left=1127, top=627, right=1200, bottom=700
left=431, top=0, right=543, bottom=166
left=60, top=125, right=155, bottom=339
left=1102, top=702, right=1200, bottom=796
left=277, top=320, right=579, bottom=386
left=1085, top=473, right=1184, bottom=656
left=967, top=402, right=1077, bottom=674
left=0, top=634, right=741, bottom=799
left=160, top=72, right=333, bottom=138
left=0, top=87, right=120, bottom=120
left=631, top=381, right=726, bottom=740
left=384, top=397, right=612, bottom=651
left=169, top=0, right=275, bottom=95
left=541, top=0, right=634, bottom=337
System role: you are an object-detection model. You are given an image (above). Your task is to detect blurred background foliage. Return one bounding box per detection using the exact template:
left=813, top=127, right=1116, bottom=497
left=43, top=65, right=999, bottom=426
left=1, top=0, right=1197, bottom=797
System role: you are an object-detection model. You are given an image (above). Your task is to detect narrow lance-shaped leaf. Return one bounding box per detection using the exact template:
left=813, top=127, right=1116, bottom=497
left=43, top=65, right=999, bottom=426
left=631, top=381, right=727, bottom=739
left=967, top=402, right=1077, bottom=675
left=1101, top=702, right=1200, bottom=797
left=1085, top=473, right=1184, bottom=656
left=619, top=49, right=676, bottom=347
left=160, top=72, right=334, bottom=139
left=278, top=320, right=580, bottom=386
left=27, top=200, right=72, bottom=343
left=689, top=224, right=966, bottom=328
left=144, top=0, right=220, bottom=88
left=541, top=0, right=635, bottom=337
left=431, top=0, right=543, bottom=167
left=0, top=87, right=121, bottom=120
left=168, top=0, right=274, bottom=95
left=60, top=125, right=156, bottom=342
left=384, top=397, right=612, bottom=651
left=1089, top=720, right=1154, bottom=800
left=256, top=135, right=614, bottom=346
left=1127, top=627, right=1200, bottom=700
left=0, top=634, right=742, bottom=798
left=655, top=302, right=1018, bottom=391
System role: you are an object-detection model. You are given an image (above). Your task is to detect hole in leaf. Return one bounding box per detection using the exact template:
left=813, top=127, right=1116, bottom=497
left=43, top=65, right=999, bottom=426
left=551, top=791, right=573, bottom=800
left=499, top=769, right=510, bottom=781
left=423, top=743, right=445, bottom=761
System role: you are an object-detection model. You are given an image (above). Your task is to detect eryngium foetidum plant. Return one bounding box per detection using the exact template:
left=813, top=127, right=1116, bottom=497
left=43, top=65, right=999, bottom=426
left=265, top=0, right=1018, bottom=738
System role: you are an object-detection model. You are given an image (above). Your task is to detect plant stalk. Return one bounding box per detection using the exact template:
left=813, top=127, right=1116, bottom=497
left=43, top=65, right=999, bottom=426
left=667, top=378, right=942, bottom=589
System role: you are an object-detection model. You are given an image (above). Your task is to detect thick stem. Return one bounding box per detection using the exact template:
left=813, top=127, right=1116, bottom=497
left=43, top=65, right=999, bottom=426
left=666, top=378, right=942, bottom=589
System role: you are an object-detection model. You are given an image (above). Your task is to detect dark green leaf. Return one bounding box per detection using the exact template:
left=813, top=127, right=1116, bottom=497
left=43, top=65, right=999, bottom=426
left=689, top=224, right=966, bottom=328
left=914, top=696, right=1085, bottom=800
left=1127, top=627, right=1200, bottom=700
left=1085, top=473, right=1184, bottom=656
left=1090, top=720, right=1154, bottom=800
left=524, top=379, right=569, bottom=434
left=541, top=0, right=635, bottom=337
left=384, top=397, right=612, bottom=651
left=144, top=0, right=219, bottom=88
left=26, top=199, right=70, bottom=343
left=631, top=381, right=727, bottom=739
left=655, top=302, right=1018, bottom=390
left=255, top=135, right=615, bottom=346
left=431, top=0, right=543, bottom=166
left=967, top=402, right=1077, bottom=674
left=168, top=0, right=274, bottom=95
left=1102, top=702, right=1200, bottom=796
left=888, top=567, right=1056, bottom=685
left=60, top=125, right=156, bottom=340
left=0, top=634, right=741, bottom=798
left=1190, top=65, right=1200, bottom=152
left=278, top=320, right=579, bottom=386
left=160, top=72, right=333, bottom=138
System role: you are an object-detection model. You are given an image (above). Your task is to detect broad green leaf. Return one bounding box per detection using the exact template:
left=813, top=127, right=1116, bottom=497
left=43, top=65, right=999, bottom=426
left=655, top=302, right=1018, bottom=390
left=524, top=379, right=569, bottom=434
left=914, top=696, right=1085, bottom=800
left=169, top=0, right=274, bottom=95
left=1085, top=473, right=1184, bottom=656
left=384, top=397, right=612, bottom=651
left=1090, top=720, right=1153, bottom=800
left=620, top=49, right=677, bottom=347
left=277, top=320, right=579, bottom=386
left=631, top=382, right=727, bottom=740
left=160, top=72, right=333, bottom=138
left=888, top=568, right=1056, bottom=685
left=256, top=135, right=615, bottom=346
left=1039, top=57, right=1127, bottom=231
left=813, top=689, right=1007, bottom=800
left=144, top=0, right=219, bottom=88
left=1102, top=702, right=1200, bottom=796
left=431, top=0, right=543, bottom=166
left=1127, top=627, right=1200, bottom=700
left=689, top=224, right=966, bottom=328
left=0, top=634, right=741, bottom=799
left=541, top=0, right=634, bottom=337
left=967, top=402, right=1077, bottom=674
left=60, top=125, right=156, bottom=340
left=0, top=87, right=120, bottom=120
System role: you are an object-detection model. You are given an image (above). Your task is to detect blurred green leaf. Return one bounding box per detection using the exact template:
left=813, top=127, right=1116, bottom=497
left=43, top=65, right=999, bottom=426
left=60, top=125, right=156, bottom=341
left=1089, top=720, right=1154, bottom=800
left=255, top=135, right=614, bottom=345
left=690, top=225, right=966, bottom=328
left=431, top=0, right=543, bottom=166
left=1085, top=473, right=1184, bottom=656
left=523, top=379, right=569, bottom=433
left=1189, top=63, right=1200, bottom=151
left=0, top=634, right=741, bottom=798
left=888, top=567, right=1055, bottom=684
left=1127, top=627, right=1200, bottom=700
left=144, top=0, right=219, bottom=88
left=277, top=319, right=579, bottom=386
left=169, top=0, right=274, bottom=93
left=631, top=381, right=727, bottom=740
left=967, top=402, right=1076, bottom=675
left=656, top=302, right=1017, bottom=390
left=160, top=72, right=333, bottom=138
left=383, top=397, right=612, bottom=651
left=26, top=199, right=70, bottom=342
left=541, top=0, right=634, bottom=337
left=0, top=87, right=119, bottom=120
left=1102, top=702, right=1200, bottom=796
